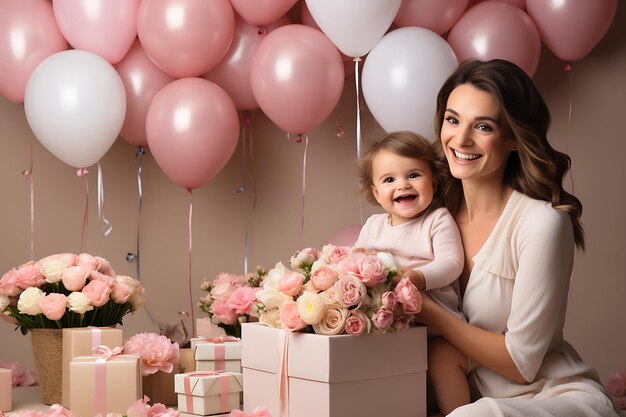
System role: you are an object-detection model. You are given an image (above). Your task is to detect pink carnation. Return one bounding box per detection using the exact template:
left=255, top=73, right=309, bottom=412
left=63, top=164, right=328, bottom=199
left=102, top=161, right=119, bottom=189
left=126, top=395, right=151, bottom=417
left=226, top=286, right=256, bottom=315
left=394, top=278, right=422, bottom=314
left=123, top=333, right=180, bottom=376
left=211, top=299, right=239, bottom=325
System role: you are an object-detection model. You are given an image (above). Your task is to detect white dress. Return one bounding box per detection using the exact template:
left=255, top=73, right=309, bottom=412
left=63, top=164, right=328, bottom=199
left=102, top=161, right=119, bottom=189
left=449, top=191, right=619, bottom=417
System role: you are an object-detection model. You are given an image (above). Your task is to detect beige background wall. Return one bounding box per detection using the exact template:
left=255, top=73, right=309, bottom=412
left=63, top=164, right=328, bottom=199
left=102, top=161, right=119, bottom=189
left=1, top=3, right=625, bottom=383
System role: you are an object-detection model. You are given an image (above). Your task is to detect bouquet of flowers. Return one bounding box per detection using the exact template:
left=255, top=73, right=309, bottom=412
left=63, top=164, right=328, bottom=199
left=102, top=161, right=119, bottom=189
left=0, top=253, right=147, bottom=334
left=198, top=266, right=266, bottom=338
left=255, top=244, right=422, bottom=336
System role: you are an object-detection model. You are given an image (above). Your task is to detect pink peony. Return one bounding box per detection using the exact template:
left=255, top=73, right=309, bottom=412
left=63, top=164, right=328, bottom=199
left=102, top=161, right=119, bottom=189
left=39, top=293, right=67, bottom=321
left=6, top=410, right=46, bottom=417
left=210, top=299, right=239, bottom=325
left=310, top=265, right=338, bottom=291
left=0, top=361, right=37, bottom=387
left=147, top=403, right=179, bottom=417
left=333, top=276, right=367, bottom=308
left=226, top=286, right=256, bottom=315
left=81, top=279, right=112, bottom=307
left=276, top=272, right=305, bottom=297
left=381, top=291, right=398, bottom=311
left=279, top=301, right=307, bottom=331
left=0, top=268, right=21, bottom=297
left=123, top=333, right=180, bottom=376
left=394, top=278, right=422, bottom=314
left=61, top=266, right=90, bottom=292
left=211, top=273, right=246, bottom=301
left=126, top=396, right=151, bottom=417
left=372, top=308, right=394, bottom=333
left=345, top=309, right=371, bottom=336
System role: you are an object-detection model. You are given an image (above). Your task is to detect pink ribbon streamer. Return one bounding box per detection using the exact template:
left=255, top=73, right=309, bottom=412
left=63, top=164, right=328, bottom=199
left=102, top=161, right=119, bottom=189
left=77, top=168, right=89, bottom=252
left=183, top=371, right=230, bottom=414
left=276, top=331, right=290, bottom=417
left=91, top=345, right=124, bottom=415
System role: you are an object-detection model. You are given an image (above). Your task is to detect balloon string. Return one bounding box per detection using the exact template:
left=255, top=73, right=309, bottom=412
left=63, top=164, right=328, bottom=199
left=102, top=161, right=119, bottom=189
left=22, top=141, right=34, bottom=260
left=565, top=63, right=575, bottom=195
left=77, top=168, right=89, bottom=252
left=97, top=162, right=112, bottom=237
left=300, top=135, right=309, bottom=245
left=354, top=57, right=365, bottom=226
left=237, top=114, right=251, bottom=274
left=187, top=188, right=196, bottom=337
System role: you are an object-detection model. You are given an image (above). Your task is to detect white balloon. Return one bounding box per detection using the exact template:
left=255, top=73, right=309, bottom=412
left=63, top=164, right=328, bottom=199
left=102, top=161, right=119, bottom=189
left=304, top=0, right=401, bottom=58
left=24, top=50, right=126, bottom=168
left=362, top=27, right=458, bottom=142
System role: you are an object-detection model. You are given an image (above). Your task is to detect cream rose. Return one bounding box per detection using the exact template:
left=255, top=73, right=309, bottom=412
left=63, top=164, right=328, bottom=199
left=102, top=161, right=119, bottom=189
left=296, top=291, right=326, bottom=325
left=37, top=255, right=75, bottom=284
left=313, top=305, right=349, bottom=335
left=67, top=291, right=94, bottom=314
left=259, top=308, right=281, bottom=328
left=17, top=287, right=44, bottom=315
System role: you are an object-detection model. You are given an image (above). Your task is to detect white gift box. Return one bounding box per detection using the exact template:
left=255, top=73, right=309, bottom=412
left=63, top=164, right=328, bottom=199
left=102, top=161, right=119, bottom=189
left=174, top=371, right=243, bottom=416
left=242, top=322, right=427, bottom=417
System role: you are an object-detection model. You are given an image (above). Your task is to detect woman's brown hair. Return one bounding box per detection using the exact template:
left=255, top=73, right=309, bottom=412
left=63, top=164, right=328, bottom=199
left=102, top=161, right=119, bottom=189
left=433, top=59, right=585, bottom=249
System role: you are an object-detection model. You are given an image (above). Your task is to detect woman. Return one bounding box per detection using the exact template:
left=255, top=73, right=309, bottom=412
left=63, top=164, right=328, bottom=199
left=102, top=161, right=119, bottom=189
left=419, top=59, right=619, bottom=416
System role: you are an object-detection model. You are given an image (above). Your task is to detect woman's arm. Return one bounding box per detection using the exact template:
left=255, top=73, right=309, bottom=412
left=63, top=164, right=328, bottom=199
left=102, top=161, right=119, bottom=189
left=418, top=294, right=527, bottom=384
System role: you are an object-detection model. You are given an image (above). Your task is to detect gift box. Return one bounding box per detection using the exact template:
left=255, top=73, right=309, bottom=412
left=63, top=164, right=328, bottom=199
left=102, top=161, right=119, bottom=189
left=241, top=323, right=427, bottom=417
left=142, top=347, right=196, bottom=406
left=192, top=337, right=241, bottom=373
left=69, top=353, right=142, bottom=417
left=175, top=371, right=243, bottom=416
left=62, top=327, right=123, bottom=408
left=0, top=368, right=11, bottom=412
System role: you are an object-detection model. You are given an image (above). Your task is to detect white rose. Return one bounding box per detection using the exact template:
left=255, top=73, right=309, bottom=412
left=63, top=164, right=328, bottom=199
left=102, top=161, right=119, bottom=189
left=38, top=259, right=70, bottom=284
left=296, top=291, right=326, bottom=325
left=259, top=308, right=281, bottom=328
left=264, top=262, right=290, bottom=289
left=313, top=305, right=349, bottom=335
left=0, top=294, right=10, bottom=312
left=255, top=287, right=292, bottom=311
left=376, top=251, right=400, bottom=275
left=17, top=287, right=44, bottom=315
left=67, top=292, right=94, bottom=314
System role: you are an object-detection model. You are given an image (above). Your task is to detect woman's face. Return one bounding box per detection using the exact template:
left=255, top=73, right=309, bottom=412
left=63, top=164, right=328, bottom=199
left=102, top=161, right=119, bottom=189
left=440, top=83, right=516, bottom=183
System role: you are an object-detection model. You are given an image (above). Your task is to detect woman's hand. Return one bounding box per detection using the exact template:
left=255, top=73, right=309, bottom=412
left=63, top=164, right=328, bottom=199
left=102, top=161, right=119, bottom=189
left=413, top=289, right=439, bottom=327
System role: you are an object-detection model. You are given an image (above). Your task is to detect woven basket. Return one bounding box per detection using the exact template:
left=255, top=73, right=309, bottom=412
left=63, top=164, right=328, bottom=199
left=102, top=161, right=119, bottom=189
left=31, top=328, right=63, bottom=405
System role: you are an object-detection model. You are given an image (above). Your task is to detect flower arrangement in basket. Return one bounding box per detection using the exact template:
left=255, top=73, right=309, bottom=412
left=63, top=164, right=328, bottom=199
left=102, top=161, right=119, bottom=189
left=198, top=266, right=266, bottom=338
left=0, top=253, right=146, bottom=334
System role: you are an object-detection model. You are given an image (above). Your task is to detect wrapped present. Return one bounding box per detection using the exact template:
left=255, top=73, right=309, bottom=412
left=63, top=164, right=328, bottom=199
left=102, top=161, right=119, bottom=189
left=69, top=347, right=142, bottom=417
left=0, top=368, right=11, bottom=412
left=62, top=327, right=123, bottom=408
left=191, top=336, right=241, bottom=373
left=142, top=347, right=196, bottom=406
left=196, top=360, right=241, bottom=373
left=175, top=371, right=243, bottom=416
left=242, top=323, right=427, bottom=417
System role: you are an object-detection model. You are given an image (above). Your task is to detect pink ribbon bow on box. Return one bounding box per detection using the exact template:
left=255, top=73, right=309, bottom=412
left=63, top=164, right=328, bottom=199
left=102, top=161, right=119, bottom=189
left=183, top=371, right=231, bottom=414
left=92, top=345, right=125, bottom=415
left=194, top=336, right=240, bottom=372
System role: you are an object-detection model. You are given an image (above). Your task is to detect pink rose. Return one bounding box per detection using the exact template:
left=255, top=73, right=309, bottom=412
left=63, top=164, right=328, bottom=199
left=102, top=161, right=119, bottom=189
left=310, top=265, right=338, bottom=291
left=320, top=286, right=338, bottom=305
left=8, top=410, right=46, bottom=417
left=39, top=293, right=67, bottom=321
left=336, top=252, right=364, bottom=278
left=210, top=299, right=239, bottom=325
left=394, top=278, right=422, bottom=314
left=15, top=262, right=46, bottom=288
left=147, top=403, right=179, bottom=417
left=226, top=286, right=256, bottom=315
left=211, top=273, right=246, bottom=301
left=381, top=291, right=398, bottom=311
left=372, top=308, right=394, bottom=333
left=280, top=301, right=307, bottom=331
left=89, top=270, right=115, bottom=286
left=124, top=333, right=180, bottom=376
left=276, top=272, right=305, bottom=297
left=394, top=315, right=411, bottom=331
left=320, top=244, right=351, bottom=264
left=345, top=309, right=371, bottom=336
left=356, top=255, right=386, bottom=287
left=333, top=276, right=367, bottom=308
left=111, top=281, right=132, bottom=304
left=126, top=396, right=151, bottom=417
left=0, top=268, right=21, bottom=297
left=77, top=253, right=99, bottom=270
left=95, top=256, right=116, bottom=276
left=61, top=266, right=90, bottom=291
left=81, top=279, right=112, bottom=307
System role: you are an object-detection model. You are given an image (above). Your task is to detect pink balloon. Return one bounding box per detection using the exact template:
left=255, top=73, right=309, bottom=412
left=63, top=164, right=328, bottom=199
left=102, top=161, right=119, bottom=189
left=328, top=225, right=362, bottom=247
left=115, top=40, right=175, bottom=148
left=204, top=14, right=290, bottom=111
left=394, top=0, right=470, bottom=35
left=52, top=0, right=140, bottom=65
left=448, top=1, right=541, bottom=77
left=468, top=0, right=526, bottom=9
left=527, top=0, right=617, bottom=62
left=229, top=0, right=298, bottom=27
left=250, top=24, right=345, bottom=135
left=146, top=78, right=239, bottom=190
left=137, top=0, right=235, bottom=78
left=0, top=0, right=67, bottom=104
